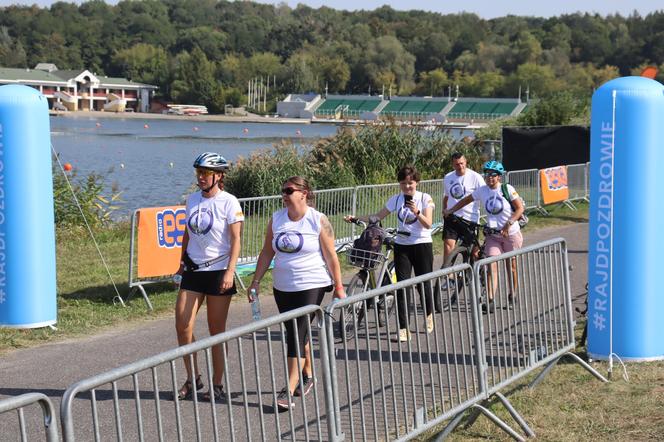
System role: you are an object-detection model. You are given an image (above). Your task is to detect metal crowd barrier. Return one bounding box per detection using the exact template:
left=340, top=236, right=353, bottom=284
left=475, top=239, right=577, bottom=393
left=505, top=168, right=546, bottom=215
left=0, top=393, right=59, bottom=442
left=6, top=239, right=606, bottom=441
left=60, top=305, right=334, bottom=442
left=322, top=265, right=525, bottom=441
left=126, top=163, right=591, bottom=301
left=566, top=163, right=588, bottom=203
left=438, top=238, right=607, bottom=439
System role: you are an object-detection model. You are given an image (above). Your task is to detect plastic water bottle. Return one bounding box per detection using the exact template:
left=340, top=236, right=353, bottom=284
left=250, top=288, right=261, bottom=321
left=172, top=274, right=182, bottom=285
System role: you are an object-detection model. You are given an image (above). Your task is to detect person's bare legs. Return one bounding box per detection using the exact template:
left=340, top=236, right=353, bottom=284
left=175, top=290, right=204, bottom=386
left=206, top=295, right=233, bottom=385
left=443, top=238, right=456, bottom=264
left=488, top=262, right=498, bottom=301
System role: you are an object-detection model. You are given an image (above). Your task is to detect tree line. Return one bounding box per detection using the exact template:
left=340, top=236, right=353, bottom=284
left=1, top=1, right=662, bottom=112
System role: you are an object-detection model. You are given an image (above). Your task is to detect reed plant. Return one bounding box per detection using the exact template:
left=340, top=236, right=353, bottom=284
left=225, top=123, right=489, bottom=198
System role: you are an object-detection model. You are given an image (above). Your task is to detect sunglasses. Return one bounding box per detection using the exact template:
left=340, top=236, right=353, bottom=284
left=195, top=168, right=216, bottom=177
left=484, top=171, right=501, bottom=177
left=281, top=187, right=301, bottom=195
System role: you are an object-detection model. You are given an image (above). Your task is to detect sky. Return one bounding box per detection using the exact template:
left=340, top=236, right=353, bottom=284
left=0, top=0, right=662, bottom=19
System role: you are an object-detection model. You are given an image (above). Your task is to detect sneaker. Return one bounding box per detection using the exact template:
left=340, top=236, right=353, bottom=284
left=426, top=314, right=434, bottom=333
left=276, top=388, right=295, bottom=410
left=482, top=300, right=495, bottom=314
left=398, top=328, right=411, bottom=342
left=293, top=375, right=313, bottom=397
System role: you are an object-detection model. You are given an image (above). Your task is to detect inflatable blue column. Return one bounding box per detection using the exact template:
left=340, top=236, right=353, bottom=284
left=588, top=76, right=664, bottom=360
left=0, top=85, right=57, bottom=328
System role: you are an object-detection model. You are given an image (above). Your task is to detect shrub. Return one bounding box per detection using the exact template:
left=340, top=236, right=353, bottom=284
left=52, top=164, right=122, bottom=228
left=225, top=142, right=312, bottom=199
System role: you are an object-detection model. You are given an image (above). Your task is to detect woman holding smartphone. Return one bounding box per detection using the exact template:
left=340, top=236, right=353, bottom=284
left=344, top=165, right=436, bottom=342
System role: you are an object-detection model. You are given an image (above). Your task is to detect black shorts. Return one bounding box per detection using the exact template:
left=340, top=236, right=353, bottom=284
left=442, top=221, right=460, bottom=240
left=180, top=269, right=237, bottom=296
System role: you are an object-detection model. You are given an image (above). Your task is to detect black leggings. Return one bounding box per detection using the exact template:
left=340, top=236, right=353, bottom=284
left=394, top=243, right=437, bottom=329
left=273, top=285, right=331, bottom=358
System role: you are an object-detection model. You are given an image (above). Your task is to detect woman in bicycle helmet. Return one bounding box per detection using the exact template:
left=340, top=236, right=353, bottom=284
left=174, top=152, right=244, bottom=402
left=443, top=160, right=524, bottom=313
left=344, top=165, right=437, bottom=343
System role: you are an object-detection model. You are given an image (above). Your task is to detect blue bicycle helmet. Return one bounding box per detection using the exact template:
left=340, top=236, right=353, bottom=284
left=193, top=152, right=229, bottom=171
left=483, top=160, right=505, bottom=175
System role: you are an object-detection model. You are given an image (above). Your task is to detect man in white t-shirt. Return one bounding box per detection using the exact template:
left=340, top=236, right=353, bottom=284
left=442, top=153, right=484, bottom=262
left=443, top=160, right=524, bottom=314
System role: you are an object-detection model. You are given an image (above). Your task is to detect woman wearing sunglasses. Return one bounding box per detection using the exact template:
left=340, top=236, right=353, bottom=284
left=249, top=176, right=346, bottom=410
left=443, top=160, right=524, bottom=313
left=174, top=152, right=244, bottom=402
left=344, top=165, right=436, bottom=343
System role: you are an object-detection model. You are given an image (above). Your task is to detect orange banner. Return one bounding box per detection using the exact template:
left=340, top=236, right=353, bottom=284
left=136, top=206, right=187, bottom=278
left=540, top=166, right=569, bottom=205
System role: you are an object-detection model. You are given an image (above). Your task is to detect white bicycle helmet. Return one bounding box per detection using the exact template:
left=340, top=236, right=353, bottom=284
left=193, top=152, right=229, bottom=171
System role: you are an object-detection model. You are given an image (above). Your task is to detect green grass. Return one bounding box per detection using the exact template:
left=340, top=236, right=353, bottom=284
left=0, top=200, right=588, bottom=353
left=419, top=322, right=664, bottom=441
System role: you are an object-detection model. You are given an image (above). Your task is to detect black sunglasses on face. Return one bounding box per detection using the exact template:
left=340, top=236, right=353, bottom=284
left=281, top=187, right=299, bottom=195
left=484, top=171, right=501, bottom=177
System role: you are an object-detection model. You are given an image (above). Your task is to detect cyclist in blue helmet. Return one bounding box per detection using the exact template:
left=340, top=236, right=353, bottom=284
left=174, top=152, right=244, bottom=403
left=444, top=159, right=524, bottom=313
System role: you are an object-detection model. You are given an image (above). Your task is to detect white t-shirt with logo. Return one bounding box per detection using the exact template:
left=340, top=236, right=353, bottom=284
left=185, top=190, right=245, bottom=271
left=271, top=207, right=333, bottom=292
left=385, top=191, right=435, bottom=245
left=471, top=184, right=521, bottom=235
left=444, top=169, right=484, bottom=223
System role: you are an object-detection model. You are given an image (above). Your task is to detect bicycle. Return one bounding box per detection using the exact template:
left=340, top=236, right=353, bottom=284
left=336, top=219, right=398, bottom=340
left=437, top=214, right=499, bottom=310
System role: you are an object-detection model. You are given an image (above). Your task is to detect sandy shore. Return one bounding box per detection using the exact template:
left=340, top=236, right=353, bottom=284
left=49, top=109, right=310, bottom=124
left=48, top=109, right=487, bottom=129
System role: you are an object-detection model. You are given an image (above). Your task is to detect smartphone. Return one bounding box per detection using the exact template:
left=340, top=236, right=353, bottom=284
left=403, top=194, right=413, bottom=206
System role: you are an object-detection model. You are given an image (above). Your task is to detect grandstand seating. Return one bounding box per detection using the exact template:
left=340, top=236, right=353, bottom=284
left=381, top=100, right=446, bottom=118
left=447, top=100, right=518, bottom=120
left=315, top=98, right=380, bottom=117
left=312, top=96, right=520, bottom=120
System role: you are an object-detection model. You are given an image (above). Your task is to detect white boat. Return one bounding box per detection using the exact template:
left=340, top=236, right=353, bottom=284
left=103, top=93, right=127, bottom=113
left=167, top=104, right=208, bottom=115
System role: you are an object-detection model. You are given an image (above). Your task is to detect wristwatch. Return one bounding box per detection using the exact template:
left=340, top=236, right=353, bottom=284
left=507, top=219, right=515, bottom=226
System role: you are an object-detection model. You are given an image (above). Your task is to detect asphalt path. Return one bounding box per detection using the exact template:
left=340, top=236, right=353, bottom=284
left=0, top=223, right=589, bottom=441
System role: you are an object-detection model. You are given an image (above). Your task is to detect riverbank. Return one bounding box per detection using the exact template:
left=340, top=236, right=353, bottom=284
left=49, top=109, right=488, bottom=130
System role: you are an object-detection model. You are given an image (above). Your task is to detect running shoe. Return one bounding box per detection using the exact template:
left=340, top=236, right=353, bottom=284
left=294, top=375, right=314, bottom=397
left=276, top=388, right=295, bottom=410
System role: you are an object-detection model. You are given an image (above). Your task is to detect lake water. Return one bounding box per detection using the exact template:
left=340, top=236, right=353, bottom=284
left=50, top=116, right=338, bottom=217
left=50, top=115, right=471, bottom=217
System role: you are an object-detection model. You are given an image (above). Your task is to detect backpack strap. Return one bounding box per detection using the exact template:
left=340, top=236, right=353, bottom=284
left=501, top=183, right=516, bottom=211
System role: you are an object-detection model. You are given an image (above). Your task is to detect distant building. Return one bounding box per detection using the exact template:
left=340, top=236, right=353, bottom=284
left=0, top=64, right=158, bottom=112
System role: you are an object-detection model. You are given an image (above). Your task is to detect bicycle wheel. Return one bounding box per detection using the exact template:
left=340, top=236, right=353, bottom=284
left=437, top=245, right=470, bottom=306
left=377, top=261, right=397, bottom=326
left=337, top=271, right=368, bottom=340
